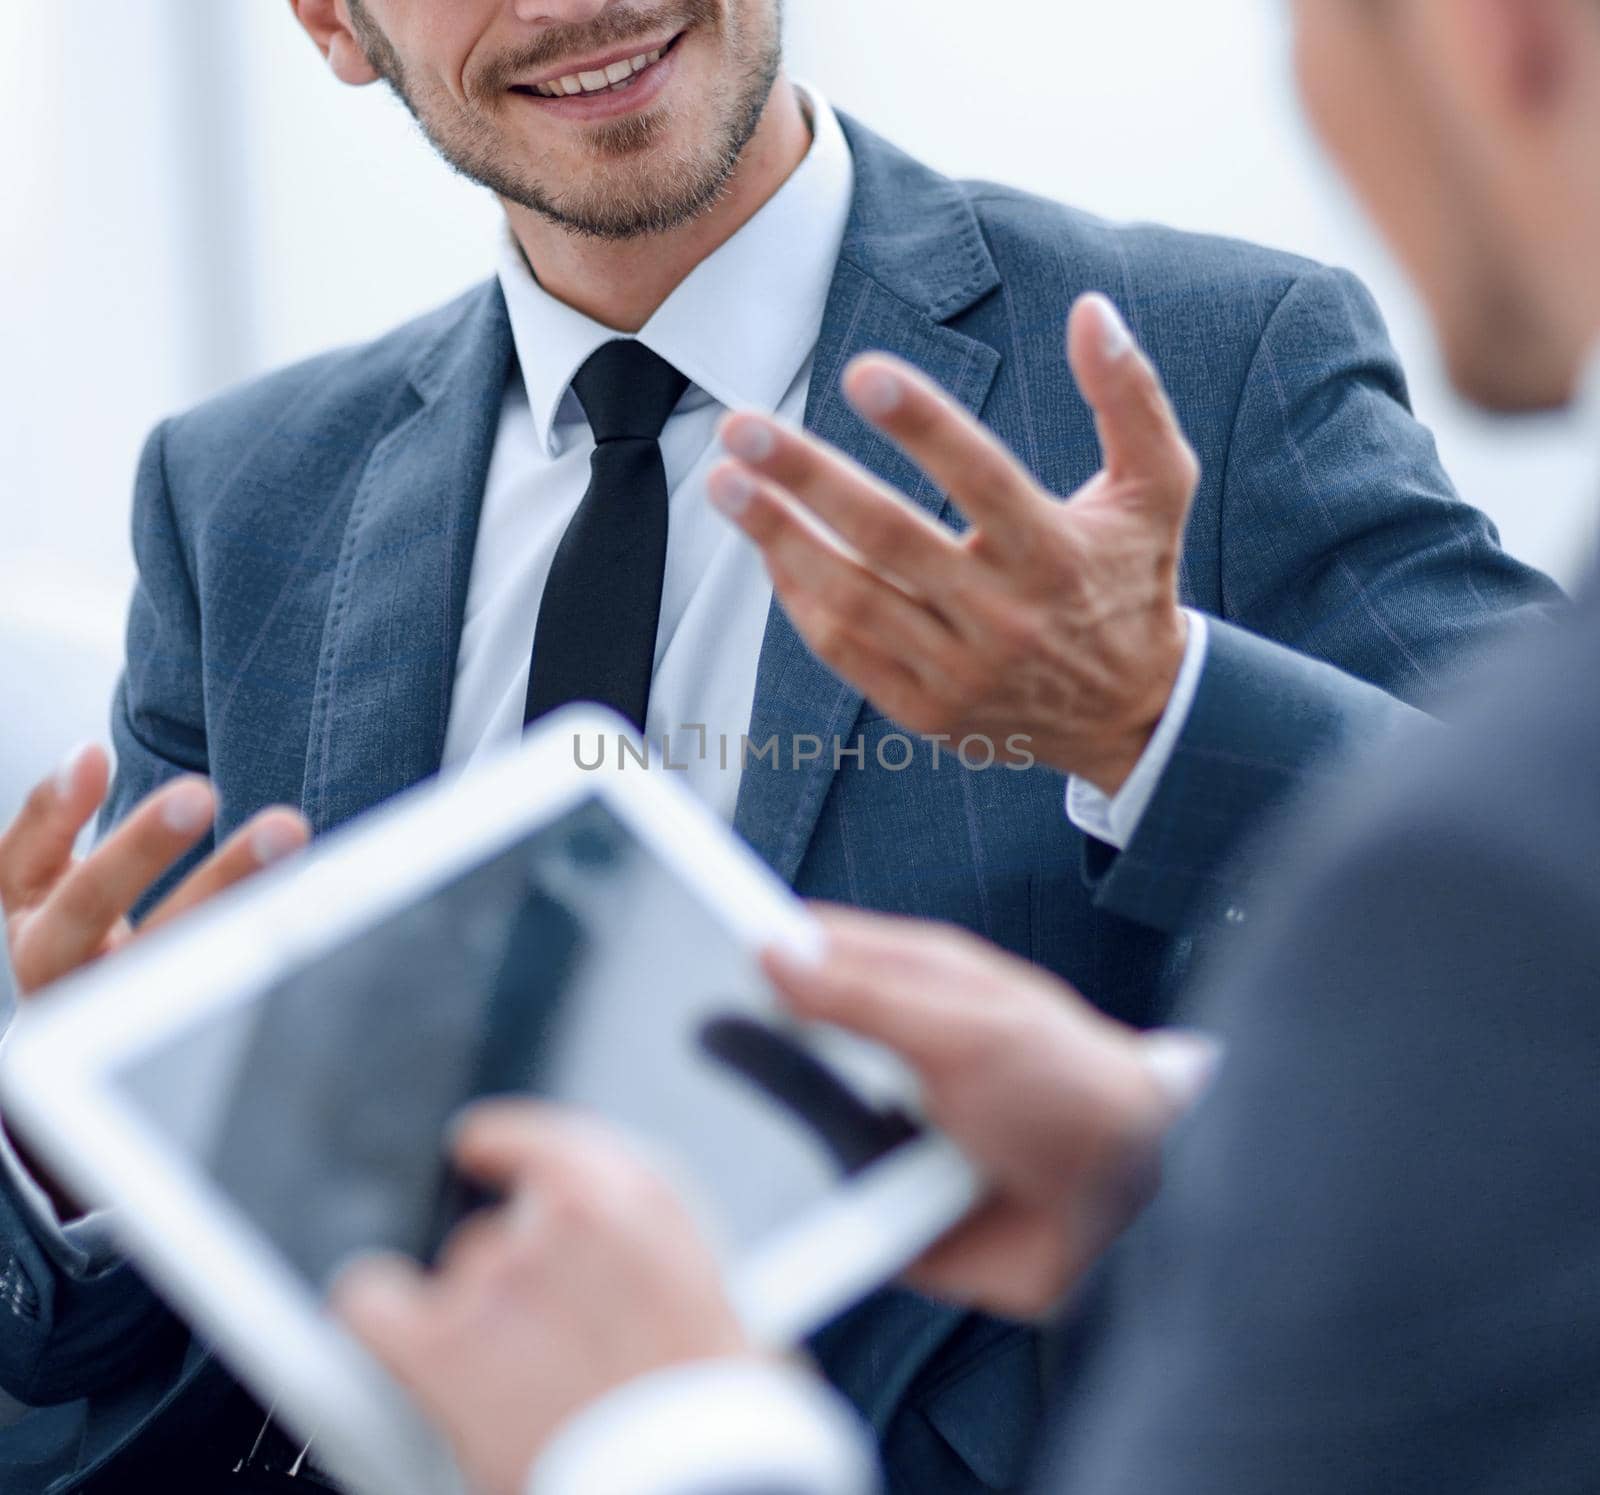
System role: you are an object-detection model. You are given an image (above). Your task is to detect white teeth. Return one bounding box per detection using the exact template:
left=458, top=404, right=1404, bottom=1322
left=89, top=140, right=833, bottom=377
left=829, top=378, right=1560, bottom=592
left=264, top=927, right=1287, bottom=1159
left=530, top=45, right=668, bottom=100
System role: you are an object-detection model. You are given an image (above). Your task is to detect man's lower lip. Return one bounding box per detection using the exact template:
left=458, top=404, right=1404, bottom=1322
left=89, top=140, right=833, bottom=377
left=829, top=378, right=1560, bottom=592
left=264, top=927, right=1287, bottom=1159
left=510, top=39, right=680, bottom=121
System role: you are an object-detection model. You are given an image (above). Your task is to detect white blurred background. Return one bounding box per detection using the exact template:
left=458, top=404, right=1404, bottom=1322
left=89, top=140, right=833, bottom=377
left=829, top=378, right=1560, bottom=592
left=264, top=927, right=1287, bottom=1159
left=3, top=0, right=1598, bottom=818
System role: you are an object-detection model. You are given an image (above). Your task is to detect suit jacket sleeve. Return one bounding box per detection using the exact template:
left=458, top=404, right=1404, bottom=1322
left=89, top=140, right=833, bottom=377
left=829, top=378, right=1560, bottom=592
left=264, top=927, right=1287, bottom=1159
left=1085, top=266, right=1561, bottom=936
left=1043, top=598, right=1600, bottom=1493
left=0, top=422, right=203, bottom=1404
left=104, top=418, right=214, bottom=870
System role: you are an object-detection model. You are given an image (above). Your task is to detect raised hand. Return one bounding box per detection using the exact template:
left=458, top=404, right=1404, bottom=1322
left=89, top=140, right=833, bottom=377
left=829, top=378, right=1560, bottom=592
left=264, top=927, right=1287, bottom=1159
left=709, top=294, right=1198, bottom=795
left=767, top=906, right=1218, bottom=1318
left=0, top=744, right=310, bottom=997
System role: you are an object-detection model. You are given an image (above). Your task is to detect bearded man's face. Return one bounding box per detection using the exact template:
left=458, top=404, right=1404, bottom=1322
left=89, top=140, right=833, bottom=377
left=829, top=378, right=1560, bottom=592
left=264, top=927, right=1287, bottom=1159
left=346, top=0, right=783, bottom=240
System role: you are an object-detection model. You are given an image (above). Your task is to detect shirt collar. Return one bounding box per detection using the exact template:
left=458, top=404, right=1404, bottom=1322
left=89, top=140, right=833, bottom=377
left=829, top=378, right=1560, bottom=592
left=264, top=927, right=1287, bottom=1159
left=497, top=85, right=855, bottom=456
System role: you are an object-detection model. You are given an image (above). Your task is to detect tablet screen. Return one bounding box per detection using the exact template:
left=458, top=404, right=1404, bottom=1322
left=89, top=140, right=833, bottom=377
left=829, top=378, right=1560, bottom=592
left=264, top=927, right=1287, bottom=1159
left=107, top=795, right=920, bottom=1292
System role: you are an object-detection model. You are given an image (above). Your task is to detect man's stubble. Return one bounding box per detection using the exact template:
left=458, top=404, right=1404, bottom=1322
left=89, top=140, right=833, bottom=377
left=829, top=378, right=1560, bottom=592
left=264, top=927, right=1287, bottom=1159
left=345, top=0, right=783, bottom=241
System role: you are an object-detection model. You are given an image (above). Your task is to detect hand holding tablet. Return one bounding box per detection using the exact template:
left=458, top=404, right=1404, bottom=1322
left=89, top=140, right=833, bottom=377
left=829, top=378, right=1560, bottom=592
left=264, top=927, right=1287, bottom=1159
left=0, top=708, right=979, bottom=1495
left=328, top=907, right=1219, bottom=1494
left=334, top=1104, right=754, bottom=1495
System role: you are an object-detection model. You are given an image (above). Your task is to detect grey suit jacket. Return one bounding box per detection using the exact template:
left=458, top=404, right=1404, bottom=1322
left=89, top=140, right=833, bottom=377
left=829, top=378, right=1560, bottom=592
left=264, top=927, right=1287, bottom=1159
left=0, top=115, right=1561, bottom=1493
left=1044, top=564, right=1600, bottom=1494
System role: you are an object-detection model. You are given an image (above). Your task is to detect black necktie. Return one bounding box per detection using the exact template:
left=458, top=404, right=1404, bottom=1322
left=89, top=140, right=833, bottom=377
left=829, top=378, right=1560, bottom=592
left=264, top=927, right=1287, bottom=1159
left=523, top=340, right=690, bottom=734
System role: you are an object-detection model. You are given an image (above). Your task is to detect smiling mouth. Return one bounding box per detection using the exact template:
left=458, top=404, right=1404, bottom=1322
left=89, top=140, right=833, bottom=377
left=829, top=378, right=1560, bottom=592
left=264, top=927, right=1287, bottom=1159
left=510, top=32, right=684, bottom=101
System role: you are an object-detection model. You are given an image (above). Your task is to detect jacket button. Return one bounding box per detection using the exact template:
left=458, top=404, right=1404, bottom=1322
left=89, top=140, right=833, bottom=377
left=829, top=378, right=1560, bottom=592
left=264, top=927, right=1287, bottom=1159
left=1224, top=906, right=1247, bottom=926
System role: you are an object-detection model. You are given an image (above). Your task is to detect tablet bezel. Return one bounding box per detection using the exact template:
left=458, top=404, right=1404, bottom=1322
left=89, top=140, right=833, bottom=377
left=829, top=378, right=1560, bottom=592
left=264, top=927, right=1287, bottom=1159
left=0, top=705, right=977, bottom=1495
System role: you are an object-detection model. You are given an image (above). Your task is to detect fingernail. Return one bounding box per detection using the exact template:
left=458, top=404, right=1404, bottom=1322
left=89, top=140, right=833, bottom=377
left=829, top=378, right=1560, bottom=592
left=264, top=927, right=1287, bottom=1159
left=848, top=367, right=903, bottom=419
left=331, top=1255, right=416, bottom=1316
left=769, top=927, right=830, bottom=977
left=789, top=926, right=832, bottom=972
left=1090, top=294, right=1134, bottom=361
left=722, top=417, right=775, bottom=463
left=252, top=821, right=303, bottom=866
left=444, top=1102, right=494, bottom=1156
left=54, top=742, right=96, bottom=799
left=708, top=465, right=757, bottom=519
left=162, top=780, right=215, bottom=835
left=1140, top=1029, right=1222, bottom=1113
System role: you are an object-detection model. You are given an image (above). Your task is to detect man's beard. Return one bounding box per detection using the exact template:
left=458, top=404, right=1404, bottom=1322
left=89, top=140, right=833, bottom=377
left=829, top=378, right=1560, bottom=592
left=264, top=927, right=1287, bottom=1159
left=346, top=0, right=781, bottom=241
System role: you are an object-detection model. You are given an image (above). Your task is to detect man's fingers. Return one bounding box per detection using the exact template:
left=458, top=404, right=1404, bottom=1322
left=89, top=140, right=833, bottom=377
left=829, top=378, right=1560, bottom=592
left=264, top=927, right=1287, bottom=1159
left=765, top=555, right=951, bottom=728
left=332, top=1253, right=436, bottom=1376
left=1066, top=294, right=1199, bottom=505
left=905, top=1200, right=1074, bottom=1318
left=836, top=355, right=1052, bottom=551
left=451, top=1102, right=630, bottom=1194
left=762, top=937, right=974, bottom=1075
left=451, top=1103, right=570, bottom=1191
left=20, top=778, right=216, bottom=988
left=141, top=807, right=311, bottom=934
left=708, top=462, right=960, bottom=672
left=717, top=415, right=971, bottom=596
left=0, top=744, right=111, bottom=909
left=807, top=905, right=1042, bottom=995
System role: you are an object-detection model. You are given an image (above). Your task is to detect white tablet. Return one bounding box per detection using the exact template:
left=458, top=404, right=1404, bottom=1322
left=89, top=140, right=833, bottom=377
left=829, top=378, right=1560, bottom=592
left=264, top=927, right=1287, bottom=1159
left=0, top=706, right=979, bottom=1495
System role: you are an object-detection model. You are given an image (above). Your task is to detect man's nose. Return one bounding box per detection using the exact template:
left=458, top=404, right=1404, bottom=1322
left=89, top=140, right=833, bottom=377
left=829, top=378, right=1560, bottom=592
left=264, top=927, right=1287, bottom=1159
left=511, top=0, right=618, bottom=26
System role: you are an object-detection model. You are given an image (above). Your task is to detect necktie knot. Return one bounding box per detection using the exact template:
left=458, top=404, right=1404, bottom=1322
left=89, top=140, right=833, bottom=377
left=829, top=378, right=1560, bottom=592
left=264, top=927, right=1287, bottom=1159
left=572, top=339, right=690, bottom=444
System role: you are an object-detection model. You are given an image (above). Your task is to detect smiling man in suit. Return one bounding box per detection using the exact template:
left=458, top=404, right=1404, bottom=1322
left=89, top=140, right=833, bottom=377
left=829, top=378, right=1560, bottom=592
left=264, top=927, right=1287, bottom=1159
left=0, top=0, right=1566, bottom=1490
left=342, top=4, right=1600, bottom=1493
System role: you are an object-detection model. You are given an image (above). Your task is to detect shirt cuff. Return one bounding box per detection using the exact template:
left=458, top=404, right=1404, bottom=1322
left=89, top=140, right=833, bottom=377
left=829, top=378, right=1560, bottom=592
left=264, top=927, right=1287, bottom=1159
left=0, top=1027, right=119, bottom=1276
left=1066, top=609, right=1210, bottom=852
left=527, top=1357, right=879, bottom=1495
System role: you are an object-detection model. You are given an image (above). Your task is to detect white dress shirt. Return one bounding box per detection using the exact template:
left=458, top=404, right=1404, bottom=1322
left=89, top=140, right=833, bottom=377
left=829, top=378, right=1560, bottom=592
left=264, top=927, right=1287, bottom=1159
left=440, top=90, right=855, bottom=825
left=1068, top=611, right=1208, bottom=850
left=529, top=1358, right=879, bottom=1495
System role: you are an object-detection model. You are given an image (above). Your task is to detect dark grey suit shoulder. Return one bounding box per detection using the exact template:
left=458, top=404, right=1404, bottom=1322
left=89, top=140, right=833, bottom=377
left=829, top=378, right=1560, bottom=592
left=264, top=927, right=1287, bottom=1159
left=1046, top=569, right=1600, bottom=1493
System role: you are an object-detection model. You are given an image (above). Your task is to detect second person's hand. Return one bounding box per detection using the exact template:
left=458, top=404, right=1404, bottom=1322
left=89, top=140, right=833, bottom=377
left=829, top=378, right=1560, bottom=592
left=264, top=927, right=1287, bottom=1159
left=766, top=906, right=1219, bottom=1319
left=335, top=1104, right=753, bottom=1495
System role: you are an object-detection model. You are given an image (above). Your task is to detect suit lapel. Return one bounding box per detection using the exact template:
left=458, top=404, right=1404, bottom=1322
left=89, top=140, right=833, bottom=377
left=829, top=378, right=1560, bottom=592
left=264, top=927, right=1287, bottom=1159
left=734, top=118, right=1003, bottom=883
left=302, top=285, right=514, bottom=834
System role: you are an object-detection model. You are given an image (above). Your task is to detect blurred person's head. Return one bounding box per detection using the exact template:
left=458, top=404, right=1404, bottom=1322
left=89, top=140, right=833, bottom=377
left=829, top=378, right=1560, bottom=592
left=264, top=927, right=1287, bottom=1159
left=1293, top=0, right=1600, bottom=412
left=289, top=0, right=785, bottom=241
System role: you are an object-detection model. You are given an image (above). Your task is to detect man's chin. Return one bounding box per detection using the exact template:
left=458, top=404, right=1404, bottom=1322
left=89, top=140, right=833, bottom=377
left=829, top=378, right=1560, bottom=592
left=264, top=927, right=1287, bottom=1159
left=516, top=175, right=723, bottom=242
left=1447, top=338, right=1580, bottom=416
